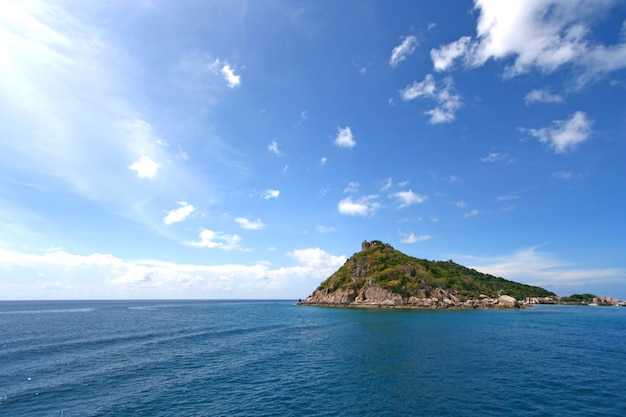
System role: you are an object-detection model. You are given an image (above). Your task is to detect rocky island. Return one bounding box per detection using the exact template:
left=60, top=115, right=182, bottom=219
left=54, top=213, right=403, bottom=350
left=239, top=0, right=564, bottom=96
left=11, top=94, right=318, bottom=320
left=301, top=240, right=555, bottom=309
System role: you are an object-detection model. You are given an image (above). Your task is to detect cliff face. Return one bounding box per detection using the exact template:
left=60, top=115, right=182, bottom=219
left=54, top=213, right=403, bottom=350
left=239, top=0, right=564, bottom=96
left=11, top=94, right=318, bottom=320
left=301, top=240, right=554, bottom=309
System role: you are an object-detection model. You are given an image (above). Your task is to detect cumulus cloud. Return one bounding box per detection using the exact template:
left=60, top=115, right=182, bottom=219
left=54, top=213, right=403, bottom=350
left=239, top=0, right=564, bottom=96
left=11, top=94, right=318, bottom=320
left=129, top=156, right=160, bottom=179
left=400, top=74, right=437, bottom=100
left=430, top=0, right=626, bottom=83
left=260, top=189, right=280, bottom=199
left=522, top=111, right=592, bottom=153
left=184, top=229, right=245, bottom=250
left=524, top=89, right=564, bottom=105
left=235, top=217, right=266, bottom=230
left=400, top=75, right=462, bottom=124
left=390, top=35, right=419, bottom=67
left=221, top=64, right=241, bottom=88
left=287, top=247, right=346, bottom=270
left=401, top=233, right=432, bottom=244
left=334, top=126, right=356, bottom=149
left=268, top=141, right=281, bottom=155
left=163, top=202, right=195, bottom=225
left=337, top=195, right=380, bottom=216
left=431, top=36, right=473, bottom=71
left=391, top=190, right=427, bottom=208
left=176, top=54, right=243, bottom=94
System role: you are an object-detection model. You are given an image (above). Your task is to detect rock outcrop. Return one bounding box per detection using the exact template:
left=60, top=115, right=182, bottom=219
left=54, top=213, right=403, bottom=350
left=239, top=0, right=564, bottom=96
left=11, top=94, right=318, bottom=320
left=303, top=282, right=521, bottom=309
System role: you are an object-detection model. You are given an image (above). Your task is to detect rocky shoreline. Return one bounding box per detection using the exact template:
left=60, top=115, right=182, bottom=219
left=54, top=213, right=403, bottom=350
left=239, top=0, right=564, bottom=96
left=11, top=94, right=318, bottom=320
left=299, top=283, right=522, bottom=309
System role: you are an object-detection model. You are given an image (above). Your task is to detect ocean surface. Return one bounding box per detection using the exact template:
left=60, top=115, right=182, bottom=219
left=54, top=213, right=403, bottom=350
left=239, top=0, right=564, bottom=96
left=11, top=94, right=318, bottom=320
left=1, top=300, right=625, bottom=416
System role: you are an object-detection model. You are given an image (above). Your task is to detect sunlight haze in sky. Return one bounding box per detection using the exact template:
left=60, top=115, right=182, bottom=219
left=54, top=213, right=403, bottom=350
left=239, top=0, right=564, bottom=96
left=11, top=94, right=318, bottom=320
left=1, top=0, right=625, bottom=300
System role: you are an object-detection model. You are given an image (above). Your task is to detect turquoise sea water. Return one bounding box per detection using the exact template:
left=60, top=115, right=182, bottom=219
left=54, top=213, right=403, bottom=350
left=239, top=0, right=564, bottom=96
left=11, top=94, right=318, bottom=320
left=1, top=300, right=625, bottom=416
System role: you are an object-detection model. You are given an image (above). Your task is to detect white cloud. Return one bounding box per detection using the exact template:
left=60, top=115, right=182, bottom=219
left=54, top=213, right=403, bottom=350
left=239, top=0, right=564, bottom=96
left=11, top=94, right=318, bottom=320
left=464, top=209, right=480, bottom=218
left=400, top=75, right=462, bottom=124
left=175, top=54, right=244, bottom=97
left=235, top=217, right=266, bottom=230
left=184, top=229, right=245, bottom=250
left=0, top=250, right=124, bottom=269
left=391, top=190, right=427, bottom=208
left=425, top=82, right=462, bottom=124
left=400, top=74, right=437, bottom=100
left=343, top=182, right=359, bottom=193
left=2, top=243, right=622, bottom=300
left=457, top=246, right=624, bottom=293
left=523, top=111, right=592, bottom=153
left=0, top=0, right=228, bottom=240
left=320, top=157, right=327, bottom=166
left=430, top=0, right=626, bottom=83
left=286, top=247, right=346, bottom=271
left=221, top=64, right=241, bottom=88
left=260, top=189, right=280, bottom=199
left=431, top=36, right=473, bottom=71
left=334, top=126, right=356, bottom=149
left=0, top=247, right=348, bottom=299
left=378, top=177, right=393, bottom=192
left=390, top=35, right=419, bottom=67
left=555, top=171, right=573, bottom=179
left=496, top=194, right=519, bottom=201
left=268, top=141, right=281, bottom=155
left=164, top=202, right=195, bottom=225
left=456, top=200, right=467, bottom=208
left=524, top=89, right=564, bottom=105
left=35, top=281, right=66, bottom=290
left=480, top=152, right=510, bottom=162
left=316, top=225, right=336, bottom=233
left=337, top=195, right=380, bottom=216
left=129, top=156, right=160, bottom=179
left=401, top=233, right=432, bottom=244
left=176, top=149, right=190, bottom=160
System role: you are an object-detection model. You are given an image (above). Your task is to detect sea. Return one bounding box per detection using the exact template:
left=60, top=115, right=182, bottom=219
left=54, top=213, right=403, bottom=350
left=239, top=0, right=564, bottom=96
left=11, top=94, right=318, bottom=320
left=1, top=300, right=625, bottom=417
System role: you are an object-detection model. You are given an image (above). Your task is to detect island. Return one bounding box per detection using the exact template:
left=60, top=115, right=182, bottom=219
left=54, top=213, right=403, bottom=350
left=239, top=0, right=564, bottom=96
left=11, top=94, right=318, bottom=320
left=300, top=239, right=555, bottom=309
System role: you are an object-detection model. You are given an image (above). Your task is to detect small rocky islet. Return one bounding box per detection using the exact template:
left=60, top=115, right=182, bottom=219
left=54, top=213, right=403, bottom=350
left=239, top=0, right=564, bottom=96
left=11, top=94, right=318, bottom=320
left=300, top=240, right=555, bottom=309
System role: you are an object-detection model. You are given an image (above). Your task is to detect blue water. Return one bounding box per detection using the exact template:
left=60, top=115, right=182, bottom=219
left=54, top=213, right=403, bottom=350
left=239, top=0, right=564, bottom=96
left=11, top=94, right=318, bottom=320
left=1, top=301, right=625, bottom=416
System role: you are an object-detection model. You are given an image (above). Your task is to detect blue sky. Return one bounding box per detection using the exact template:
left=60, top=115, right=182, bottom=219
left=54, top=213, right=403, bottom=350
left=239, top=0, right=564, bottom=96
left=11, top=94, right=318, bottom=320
left=1, top=0, right=625, bottom=300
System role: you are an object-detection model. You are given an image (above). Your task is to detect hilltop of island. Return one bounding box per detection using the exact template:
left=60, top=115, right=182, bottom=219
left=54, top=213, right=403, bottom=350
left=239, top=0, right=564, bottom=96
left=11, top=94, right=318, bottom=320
left=301, top=240, right=556, bottom=309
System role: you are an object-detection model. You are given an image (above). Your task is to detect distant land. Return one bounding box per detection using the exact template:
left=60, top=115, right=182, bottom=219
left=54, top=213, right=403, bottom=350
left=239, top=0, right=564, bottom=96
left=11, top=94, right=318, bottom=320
left=300, top=240, right=625, bottom=309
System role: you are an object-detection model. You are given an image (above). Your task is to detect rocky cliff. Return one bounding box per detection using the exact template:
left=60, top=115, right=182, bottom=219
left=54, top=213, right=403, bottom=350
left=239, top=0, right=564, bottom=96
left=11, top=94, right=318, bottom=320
left=301, top=240, right=555, bottom=309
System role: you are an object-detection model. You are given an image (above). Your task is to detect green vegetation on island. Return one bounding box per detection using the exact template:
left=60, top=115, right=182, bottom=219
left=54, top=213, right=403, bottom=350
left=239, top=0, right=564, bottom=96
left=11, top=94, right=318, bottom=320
left=559, top=293, right=597, bottom=304
left=309, top=240, right=554, bottom=305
